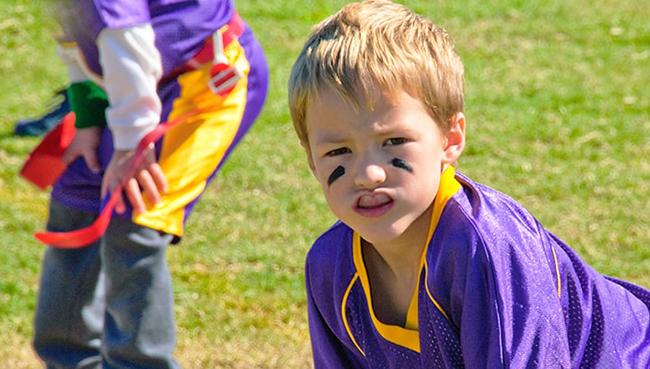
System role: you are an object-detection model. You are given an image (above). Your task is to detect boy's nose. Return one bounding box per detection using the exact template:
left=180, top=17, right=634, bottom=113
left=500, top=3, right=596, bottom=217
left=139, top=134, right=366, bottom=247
left=353, top=160, right=387, bottom=189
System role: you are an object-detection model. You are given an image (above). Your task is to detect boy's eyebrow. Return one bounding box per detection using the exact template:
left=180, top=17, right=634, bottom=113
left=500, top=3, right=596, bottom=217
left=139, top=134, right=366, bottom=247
left=373, top=124, right=418, bottom=137
left=312, top=134, right=348, bottom=145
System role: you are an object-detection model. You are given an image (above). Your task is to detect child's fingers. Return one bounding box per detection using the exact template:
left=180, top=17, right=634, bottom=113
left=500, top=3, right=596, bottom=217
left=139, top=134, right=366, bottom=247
left=113, top=189, right=126, bottom=215
left=147, top=163, right=168, bottom=195
left=83, top=151, right=101, bottom=173
left=61, top=149, right=80, bottom=166
left=137, top=169, right=161, bottom=206
left=122, top=178, right=144, bottom=214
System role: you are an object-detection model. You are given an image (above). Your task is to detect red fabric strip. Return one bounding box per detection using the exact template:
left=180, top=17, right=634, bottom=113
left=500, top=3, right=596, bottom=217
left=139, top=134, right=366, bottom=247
left=20, top=112, right=77, bottom=190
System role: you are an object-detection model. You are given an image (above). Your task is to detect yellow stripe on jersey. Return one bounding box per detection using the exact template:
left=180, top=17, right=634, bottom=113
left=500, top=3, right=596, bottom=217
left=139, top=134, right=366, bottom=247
left=551, top=245, right=561, bottom=298
left=134, top=38, right=250, bottom=237
left=342, top=273, right=366, bottom=356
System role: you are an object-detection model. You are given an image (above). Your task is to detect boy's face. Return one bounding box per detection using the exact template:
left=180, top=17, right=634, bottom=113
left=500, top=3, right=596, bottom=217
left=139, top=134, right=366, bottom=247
left=305, top=87, right=465, bottom=246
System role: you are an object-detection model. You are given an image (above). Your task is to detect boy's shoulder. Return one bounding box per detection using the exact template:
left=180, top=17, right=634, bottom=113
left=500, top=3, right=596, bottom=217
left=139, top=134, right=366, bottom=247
left=449, top=171, right=544, bottom=237
left=306, top=221, right=354, bottom=268
left=304, top=221, right=357, bottom=300
left=433, top=171, right=561, bottom=276
left=431, top=171, right=556, bottom=270
left=427, top=172, right=565, bottom=316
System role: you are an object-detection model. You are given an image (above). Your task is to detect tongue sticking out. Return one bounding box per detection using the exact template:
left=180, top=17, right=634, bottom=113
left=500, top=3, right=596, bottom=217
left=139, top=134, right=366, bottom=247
left=358, top=193, right=392, bottom=209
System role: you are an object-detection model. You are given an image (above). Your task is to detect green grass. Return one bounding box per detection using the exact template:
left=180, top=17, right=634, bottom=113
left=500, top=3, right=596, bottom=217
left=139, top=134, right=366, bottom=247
left=1, top=0, right=649, bottom=367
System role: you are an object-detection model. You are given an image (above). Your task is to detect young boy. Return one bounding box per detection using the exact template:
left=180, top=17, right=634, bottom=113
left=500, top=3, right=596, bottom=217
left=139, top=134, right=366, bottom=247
left=288, top=1, right=650, bottom=367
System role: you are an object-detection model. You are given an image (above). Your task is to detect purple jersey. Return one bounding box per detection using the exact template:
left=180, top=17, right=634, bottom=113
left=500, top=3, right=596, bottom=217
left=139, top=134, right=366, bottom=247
left=59, top=0, right=234, bottom=77
left=305, top=167, right=650, bottom=368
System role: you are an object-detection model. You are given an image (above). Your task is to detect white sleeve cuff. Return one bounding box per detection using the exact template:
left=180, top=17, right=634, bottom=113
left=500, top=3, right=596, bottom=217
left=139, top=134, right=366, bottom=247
left=97, top=24, right=163, bottom=150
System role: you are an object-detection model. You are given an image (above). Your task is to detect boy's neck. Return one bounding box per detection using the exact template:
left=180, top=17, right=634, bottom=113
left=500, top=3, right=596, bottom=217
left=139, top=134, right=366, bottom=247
left=362, top=239, right=424, bottom=328
left=364, top=237, right=424, bottom=274
left=366, top=201, right=433, bottom=271
left=361, top=204, right=433, bottom=327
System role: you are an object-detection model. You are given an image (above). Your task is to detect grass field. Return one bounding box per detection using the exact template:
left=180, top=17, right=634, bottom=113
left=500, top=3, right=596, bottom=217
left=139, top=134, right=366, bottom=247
left=0, top=0, right=648, bottom=367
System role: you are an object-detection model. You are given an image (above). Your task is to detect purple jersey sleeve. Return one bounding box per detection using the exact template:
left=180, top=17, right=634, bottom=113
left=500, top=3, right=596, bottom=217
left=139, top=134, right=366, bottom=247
left=424, top=190, right=570, bottom=367
left=306, top=260, right=366, bottom=368
left=305, top=222, right=369, bottom=368
left=427, top=173, right=650, bottom=367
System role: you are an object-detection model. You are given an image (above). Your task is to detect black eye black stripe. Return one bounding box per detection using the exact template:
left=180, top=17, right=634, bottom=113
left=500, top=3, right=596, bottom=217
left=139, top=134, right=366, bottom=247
left=328, top=166, right=345, bottom=186
left=391, top=158, right=413, bottom=173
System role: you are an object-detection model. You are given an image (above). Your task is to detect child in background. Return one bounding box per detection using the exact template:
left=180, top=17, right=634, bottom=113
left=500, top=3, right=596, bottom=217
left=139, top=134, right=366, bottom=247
left=32, top=1, right=268, bottom=367
left=288, top=1, right=650, bottom=367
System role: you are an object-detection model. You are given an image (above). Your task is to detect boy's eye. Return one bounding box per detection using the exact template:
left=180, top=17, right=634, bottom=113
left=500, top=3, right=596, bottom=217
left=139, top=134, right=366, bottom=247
left=385, top=137, right=406, bottom=146
left=325, top=147, right=351, bottom=157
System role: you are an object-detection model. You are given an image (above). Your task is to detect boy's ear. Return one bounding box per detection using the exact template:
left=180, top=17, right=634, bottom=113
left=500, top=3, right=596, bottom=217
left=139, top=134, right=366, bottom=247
left=442, top=112, right=466, bottom=164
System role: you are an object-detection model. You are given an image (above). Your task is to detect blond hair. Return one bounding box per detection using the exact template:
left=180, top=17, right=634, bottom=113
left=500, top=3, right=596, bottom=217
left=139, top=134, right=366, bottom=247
left=288, top=0, right=465, bottom=150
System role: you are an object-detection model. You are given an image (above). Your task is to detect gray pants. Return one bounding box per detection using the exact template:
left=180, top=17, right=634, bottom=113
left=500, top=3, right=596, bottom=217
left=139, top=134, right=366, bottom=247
left=33, top=199, right=179, bottom=369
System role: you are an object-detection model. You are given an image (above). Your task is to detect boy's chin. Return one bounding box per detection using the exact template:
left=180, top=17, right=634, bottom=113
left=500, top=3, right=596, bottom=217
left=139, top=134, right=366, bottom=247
left=355, top=227, right=404, bottom=247
left=351, top=212, right=433, bottom=248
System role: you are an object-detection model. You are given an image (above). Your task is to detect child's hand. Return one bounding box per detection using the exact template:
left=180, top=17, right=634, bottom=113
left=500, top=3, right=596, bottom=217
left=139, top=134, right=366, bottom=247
left=101, top=146, right=168, bottom=215
left=61, top=126, right=102, bottom=173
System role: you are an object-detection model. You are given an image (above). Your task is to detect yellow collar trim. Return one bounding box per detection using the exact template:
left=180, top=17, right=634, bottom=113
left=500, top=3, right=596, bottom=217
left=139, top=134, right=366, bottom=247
left=422, top=166, right=461, bottom=321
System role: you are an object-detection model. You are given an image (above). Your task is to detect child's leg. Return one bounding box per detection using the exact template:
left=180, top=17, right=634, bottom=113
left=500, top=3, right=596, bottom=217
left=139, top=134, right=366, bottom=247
left=100, top=218, right=178, bottom=369
left=33, top=199, right=105, bottom=368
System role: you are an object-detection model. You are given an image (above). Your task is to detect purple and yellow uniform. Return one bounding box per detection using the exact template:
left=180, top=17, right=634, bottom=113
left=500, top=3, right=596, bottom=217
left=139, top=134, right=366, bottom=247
left=306, top=167, right=650, bottom=368
left=33, top=2, right=268, bottom=367
left=53, top=0, right=268, bottom=239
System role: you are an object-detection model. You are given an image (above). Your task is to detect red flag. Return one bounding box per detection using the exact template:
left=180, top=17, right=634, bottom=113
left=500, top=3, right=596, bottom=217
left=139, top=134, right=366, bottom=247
left=20, top=112, right=76, bottom=190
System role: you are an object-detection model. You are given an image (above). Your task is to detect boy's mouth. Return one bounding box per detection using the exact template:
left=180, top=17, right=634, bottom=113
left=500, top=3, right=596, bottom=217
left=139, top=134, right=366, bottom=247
left=354, top=193, right=394, bottom=217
